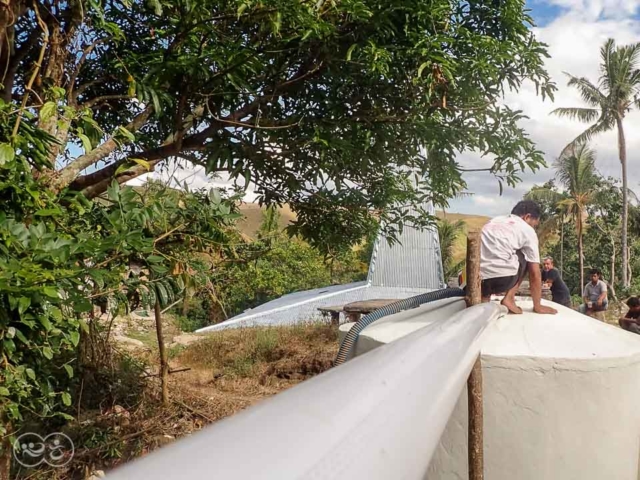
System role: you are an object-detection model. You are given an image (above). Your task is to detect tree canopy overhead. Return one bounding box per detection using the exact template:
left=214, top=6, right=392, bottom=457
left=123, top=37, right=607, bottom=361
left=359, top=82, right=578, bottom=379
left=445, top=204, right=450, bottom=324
left=2, top=0, right=555, bottom=246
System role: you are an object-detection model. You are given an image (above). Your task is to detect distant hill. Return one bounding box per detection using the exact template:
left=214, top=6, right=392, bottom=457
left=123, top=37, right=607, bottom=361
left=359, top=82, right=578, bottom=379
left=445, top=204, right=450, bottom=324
left=435, top=211, right=492, bottom=263
left=237, top=204, right=491, bottom=263
left=237, top=203, right=297, bottom=238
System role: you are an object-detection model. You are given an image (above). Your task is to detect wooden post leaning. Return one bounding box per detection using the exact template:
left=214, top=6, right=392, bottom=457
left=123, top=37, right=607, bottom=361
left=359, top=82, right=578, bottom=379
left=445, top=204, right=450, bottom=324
left=465, top=231, right=483, bottom=480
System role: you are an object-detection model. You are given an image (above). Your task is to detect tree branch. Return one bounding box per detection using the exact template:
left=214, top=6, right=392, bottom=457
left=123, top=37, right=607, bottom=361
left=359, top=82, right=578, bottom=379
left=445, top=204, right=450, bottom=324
left=68, top=38, right=104, bottom=103
left=52, top=105, right=153, bottom=190
left=70, top=60, right=326, bottom=198
left=81, top=94, right=133, bottom=109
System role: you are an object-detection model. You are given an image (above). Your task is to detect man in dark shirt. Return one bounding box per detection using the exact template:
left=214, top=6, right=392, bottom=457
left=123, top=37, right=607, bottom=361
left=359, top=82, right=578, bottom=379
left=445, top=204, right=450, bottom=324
left=541, top=257, right=572, bottom=308
left=619, top=297, right=640, bottom=334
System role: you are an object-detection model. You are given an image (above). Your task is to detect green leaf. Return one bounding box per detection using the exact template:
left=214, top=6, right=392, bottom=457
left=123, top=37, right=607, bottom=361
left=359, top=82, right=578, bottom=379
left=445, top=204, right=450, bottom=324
left=237, top=2, right=248, bottom=17
left=25, top=368, right=36, bottom=380
left=35, top=208, right=62, bottom=217
left=0, top=143, right=15, bottom=165
left=61, top=392, right=72, bottom=406
left=42, top=287, right=59, bottom=298
left=117, top=126, right=136, bottom=142
left=18, top=297, right=31, bottom=315
left=149, top=264, right=169, bottom=274
left=107, top=181, right=120, bottom=202
left=417, top=62, right=430, bottom=78
left=42, top=346, right=54, bottom=360
left=0, top=387, right=9, bottom=396
left=6, top=327, right=15, bottom=339
left=146, top=255, right=164, bottom=263
left=39, top=316, right=53, bottom=332
left=40, top=101, right=57, bottom=122
left=346, top=44, right=357, bottom=61
left=115, top=163, right=133, bottom=176
left=132, top=158, right=151, bottom=170
left=69, top=331, right=80, bottom=347
left=78, top=133, right=93, bottom=153
left=64, top=365, right=74, bottom=378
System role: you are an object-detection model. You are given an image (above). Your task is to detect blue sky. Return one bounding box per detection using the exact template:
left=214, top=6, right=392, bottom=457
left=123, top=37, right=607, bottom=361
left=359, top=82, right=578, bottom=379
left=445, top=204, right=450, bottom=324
left=133, top=0, right=640, bottom=217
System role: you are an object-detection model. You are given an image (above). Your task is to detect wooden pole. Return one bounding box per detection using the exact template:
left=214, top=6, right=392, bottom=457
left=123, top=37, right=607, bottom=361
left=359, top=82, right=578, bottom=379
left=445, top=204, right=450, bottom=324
left=465, top=231, right=483, bottom=480
left=155, top=299, right=169, bottom=406
left=465, top=231, right=481, bottom=307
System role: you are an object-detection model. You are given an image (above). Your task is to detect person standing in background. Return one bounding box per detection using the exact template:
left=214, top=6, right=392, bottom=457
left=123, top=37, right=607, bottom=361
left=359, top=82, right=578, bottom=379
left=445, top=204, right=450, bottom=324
left=542, top=257, right=572, bottom=308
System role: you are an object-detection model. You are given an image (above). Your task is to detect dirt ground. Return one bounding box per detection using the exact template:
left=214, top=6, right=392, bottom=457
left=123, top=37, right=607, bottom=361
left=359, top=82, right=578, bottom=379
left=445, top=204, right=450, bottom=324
left=21, top=321, right=339, bottom=480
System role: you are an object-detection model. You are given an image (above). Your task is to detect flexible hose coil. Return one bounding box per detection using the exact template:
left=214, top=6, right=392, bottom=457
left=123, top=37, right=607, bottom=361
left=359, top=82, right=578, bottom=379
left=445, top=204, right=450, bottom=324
left=334, top=288, right=466, bottom=365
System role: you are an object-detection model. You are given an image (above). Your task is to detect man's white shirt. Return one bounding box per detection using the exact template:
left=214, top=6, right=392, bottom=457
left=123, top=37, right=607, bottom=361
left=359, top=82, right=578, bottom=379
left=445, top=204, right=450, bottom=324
left=480, top=214, right=540, bottom=280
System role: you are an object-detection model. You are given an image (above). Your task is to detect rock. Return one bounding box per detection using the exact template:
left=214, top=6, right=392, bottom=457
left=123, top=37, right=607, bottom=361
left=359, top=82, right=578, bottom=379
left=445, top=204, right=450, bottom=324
left=113, top=335, right=145, bottom=350
left=153, top=434, right=175, bottom=447
left=87, top=471, right=105, bottom=479
left=170, top=333, right=203, bottom=347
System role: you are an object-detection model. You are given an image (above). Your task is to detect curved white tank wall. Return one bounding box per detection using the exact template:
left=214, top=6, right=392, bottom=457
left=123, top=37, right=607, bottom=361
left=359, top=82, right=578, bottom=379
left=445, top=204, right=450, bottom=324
left=351, top=298, right=640, bottom=480
left=338, top=297, right=467, bottom=357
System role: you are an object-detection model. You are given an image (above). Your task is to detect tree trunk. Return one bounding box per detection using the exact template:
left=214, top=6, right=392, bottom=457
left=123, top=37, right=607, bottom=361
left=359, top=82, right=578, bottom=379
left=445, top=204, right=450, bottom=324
left=154, top=299, right=169, bottom=406
left=0, top=419, right=11, bottom=480
left=610, top=236, right=616, bottom=291
left=617, top=117, right=629, bottom=287
left=560, top=219, right=564, bottom=276
left=578, top=215, right=584, bottom=294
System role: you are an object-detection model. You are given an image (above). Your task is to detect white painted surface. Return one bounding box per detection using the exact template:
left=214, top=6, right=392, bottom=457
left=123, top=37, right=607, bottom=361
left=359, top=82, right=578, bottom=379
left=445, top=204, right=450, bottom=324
left=106, top=303, right=501, bottom=480
left=428, top=299, right=640, bottom=480
left=348, top=297, right=640, bottom=479
left=338, top=297, right=467, bottom=356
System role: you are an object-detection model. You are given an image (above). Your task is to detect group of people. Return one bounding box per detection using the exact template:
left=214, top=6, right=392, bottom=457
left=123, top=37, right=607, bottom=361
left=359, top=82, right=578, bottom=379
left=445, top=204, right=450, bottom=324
left=478, top=200, right=640, bottom=335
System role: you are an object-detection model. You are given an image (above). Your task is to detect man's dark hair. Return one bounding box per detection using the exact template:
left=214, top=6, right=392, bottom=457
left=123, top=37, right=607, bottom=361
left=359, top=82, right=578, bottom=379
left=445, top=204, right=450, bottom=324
left=627, top=297, right=640, bottom=308
left=511, top=200, right=541, bottom=219
left=589, top=268, right=601, bottom=277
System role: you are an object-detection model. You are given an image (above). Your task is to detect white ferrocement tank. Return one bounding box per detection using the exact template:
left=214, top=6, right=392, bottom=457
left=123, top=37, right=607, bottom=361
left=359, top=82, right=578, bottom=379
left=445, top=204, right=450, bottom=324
left=343, top=298, right=640, bottom=480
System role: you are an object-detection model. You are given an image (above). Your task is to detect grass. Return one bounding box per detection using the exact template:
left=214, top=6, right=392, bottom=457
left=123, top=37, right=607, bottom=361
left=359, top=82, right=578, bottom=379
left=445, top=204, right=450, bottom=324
left=237, top=203, right=297, bottom=238
left=178, top=321, right=338, bottom=379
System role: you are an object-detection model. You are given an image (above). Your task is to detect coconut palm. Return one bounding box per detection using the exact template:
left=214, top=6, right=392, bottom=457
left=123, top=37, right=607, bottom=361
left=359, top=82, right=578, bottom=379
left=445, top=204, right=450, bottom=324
left=524, top=186, right=569, bottom=273
left=527, top=144, right=598, bottom=289
left=552, top=38, right=640, bottom=288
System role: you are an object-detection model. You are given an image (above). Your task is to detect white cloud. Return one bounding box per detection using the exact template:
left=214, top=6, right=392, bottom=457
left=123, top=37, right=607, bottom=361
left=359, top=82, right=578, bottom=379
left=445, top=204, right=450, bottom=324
left=451, top=5, right=640, bottom=216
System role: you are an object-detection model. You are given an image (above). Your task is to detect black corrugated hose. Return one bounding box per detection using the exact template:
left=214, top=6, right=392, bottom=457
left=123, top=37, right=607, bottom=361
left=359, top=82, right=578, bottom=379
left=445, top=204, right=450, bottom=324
left=334, top=288, right=466, bottom=365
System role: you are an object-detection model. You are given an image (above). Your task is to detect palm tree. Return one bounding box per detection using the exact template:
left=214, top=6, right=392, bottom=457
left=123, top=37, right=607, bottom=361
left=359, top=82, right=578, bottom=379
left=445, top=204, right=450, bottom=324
left=555, top=145, right=598, bottom=290
left=552, top=38, right=640, bottom=288
left=527, top=144, right=598, bottom=289
left=436, top=218, right=466, bottom=280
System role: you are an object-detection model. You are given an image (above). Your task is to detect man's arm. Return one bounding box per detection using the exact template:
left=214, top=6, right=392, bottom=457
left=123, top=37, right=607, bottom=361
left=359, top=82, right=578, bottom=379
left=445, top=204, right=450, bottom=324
left=597, top=283, right=607, bottom=305
left=528, top=263, right=557, bottom=314
left=620, top=316, right=640, bottom=324
left=582, top=285, right=589, bottom=305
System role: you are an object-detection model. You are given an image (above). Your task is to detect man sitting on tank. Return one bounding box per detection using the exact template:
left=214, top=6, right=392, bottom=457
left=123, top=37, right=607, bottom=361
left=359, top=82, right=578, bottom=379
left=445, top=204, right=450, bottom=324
left=619, top=297, right=640, bottom=334
left=479, top=200, right=557, bottom=315
left=579, top=269, right=608, bottom=316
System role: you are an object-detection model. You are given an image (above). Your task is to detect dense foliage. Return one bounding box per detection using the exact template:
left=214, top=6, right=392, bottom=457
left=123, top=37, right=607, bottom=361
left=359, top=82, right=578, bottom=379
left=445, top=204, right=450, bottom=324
left=1, top=0, right=554, bottom=251
left=0, top=0, right=559, bottom=473
left=527, top=171, right=640, bottom=297
left=553, top=39, right=640, bottom=287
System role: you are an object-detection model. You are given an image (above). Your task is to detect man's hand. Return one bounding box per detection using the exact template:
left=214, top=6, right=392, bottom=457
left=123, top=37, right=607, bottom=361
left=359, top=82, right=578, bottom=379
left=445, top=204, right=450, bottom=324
left=597, top=299, right=603, bottom=307
left=533, top=304, right=557, bottom=315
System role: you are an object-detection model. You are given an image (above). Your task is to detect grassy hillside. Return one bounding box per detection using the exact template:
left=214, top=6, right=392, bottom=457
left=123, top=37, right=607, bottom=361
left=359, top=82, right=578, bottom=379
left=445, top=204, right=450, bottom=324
left=237, top=203, right=296, bottom=237
left=435, top=211, right=491, bottom=263
left=236, top=204, right=491, bottom=263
